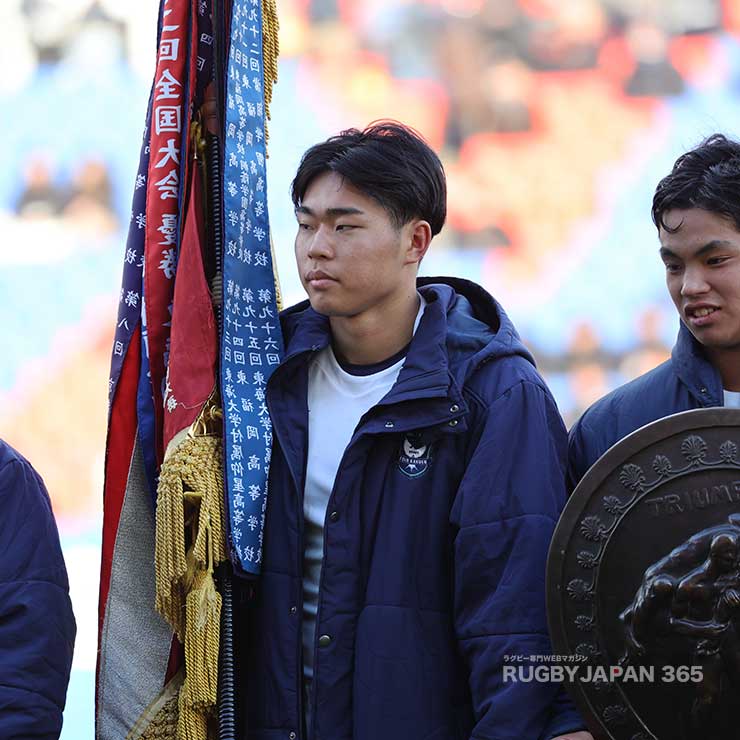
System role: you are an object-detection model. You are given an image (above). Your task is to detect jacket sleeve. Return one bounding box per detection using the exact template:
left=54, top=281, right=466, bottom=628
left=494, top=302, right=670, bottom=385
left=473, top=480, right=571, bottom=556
left=566, top=409, right=604, bottom=496
left=0, top=451, right=76, bottom=739
left=566, top=416, right=590, bottom=495
left=450, top=380, right=584, bottom=740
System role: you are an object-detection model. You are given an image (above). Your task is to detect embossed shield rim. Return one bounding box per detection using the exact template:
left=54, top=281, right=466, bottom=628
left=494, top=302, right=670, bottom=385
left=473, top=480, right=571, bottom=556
left=547, top=407, right=740, bottom=740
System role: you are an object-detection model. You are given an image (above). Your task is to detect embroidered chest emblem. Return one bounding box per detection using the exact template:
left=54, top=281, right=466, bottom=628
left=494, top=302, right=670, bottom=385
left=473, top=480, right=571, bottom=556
left=398, top=435, right=432, bottom=478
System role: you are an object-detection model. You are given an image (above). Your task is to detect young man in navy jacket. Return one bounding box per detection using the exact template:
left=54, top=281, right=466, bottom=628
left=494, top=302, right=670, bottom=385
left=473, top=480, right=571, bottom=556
left=568, top=134, right=740, bottom=488
left=0, top=439, right=75, bottom=738
left=245, top=122, right=590, bottom=740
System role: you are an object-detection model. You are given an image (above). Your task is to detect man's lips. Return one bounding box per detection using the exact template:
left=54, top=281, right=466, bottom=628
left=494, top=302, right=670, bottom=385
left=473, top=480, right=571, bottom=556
left=305, top=270, right=337, bottom=288
left=684, top=304, right=720, bottom=326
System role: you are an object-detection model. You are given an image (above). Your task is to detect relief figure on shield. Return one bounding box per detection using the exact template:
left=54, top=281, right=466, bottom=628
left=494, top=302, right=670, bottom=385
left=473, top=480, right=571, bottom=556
left=618, top=523, right=740, bottom=736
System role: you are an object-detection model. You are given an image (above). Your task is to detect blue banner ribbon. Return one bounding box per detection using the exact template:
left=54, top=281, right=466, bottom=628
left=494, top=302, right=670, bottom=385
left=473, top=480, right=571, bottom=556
left=221, top=0, right=284, bottom=575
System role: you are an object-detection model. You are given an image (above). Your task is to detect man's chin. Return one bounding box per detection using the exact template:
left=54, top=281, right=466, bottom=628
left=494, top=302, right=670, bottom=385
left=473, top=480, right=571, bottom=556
left=691, top=328, right=740, bottom=353
left=311, top=306, right=365, bottom=322
left=307, top=297, right=353, bottom=318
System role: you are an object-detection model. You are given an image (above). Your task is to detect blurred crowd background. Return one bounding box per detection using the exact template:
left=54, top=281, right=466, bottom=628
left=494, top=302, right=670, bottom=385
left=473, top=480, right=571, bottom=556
left=2, top=0, right=740, bottom=736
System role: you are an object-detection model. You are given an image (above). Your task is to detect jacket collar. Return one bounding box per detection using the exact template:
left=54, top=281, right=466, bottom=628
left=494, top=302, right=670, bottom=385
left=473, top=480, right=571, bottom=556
left=380, top=290, right=457, bottom=405
left=280, top=303, right=330, bottom=362
left=671, top=321, right=724, bottom=406
left=278, top=289, right=458, bottom=399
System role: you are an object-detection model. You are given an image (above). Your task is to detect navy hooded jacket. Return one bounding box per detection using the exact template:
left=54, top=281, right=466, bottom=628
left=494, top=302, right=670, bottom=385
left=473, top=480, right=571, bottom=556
left=0, top=440, right=75, bottom=738
left=567, top=322, right=724, bottom=491
left=243, top=277, right=583, bottom=740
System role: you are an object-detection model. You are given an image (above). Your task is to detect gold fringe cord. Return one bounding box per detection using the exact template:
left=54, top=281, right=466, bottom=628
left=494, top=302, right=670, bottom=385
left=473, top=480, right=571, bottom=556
left=262, top=0, right=279, bottom=139
left=154, top=423, right=227, bottom=740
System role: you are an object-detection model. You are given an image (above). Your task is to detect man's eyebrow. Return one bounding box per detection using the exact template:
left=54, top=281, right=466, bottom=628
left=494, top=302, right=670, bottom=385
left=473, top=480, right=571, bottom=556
left=294, top=205, right=365, bottom=217
left=696, top=239, right=736, bottom=256
left=659, top=240, right=737, bottom=259
left=327, top=207, right=365, bottom=217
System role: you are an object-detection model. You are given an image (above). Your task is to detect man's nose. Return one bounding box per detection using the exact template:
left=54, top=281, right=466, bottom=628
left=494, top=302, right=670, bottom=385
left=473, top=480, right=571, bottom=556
left=681, top=267, right=710, bottom=297
left=306, top=225, right=334, bottom=260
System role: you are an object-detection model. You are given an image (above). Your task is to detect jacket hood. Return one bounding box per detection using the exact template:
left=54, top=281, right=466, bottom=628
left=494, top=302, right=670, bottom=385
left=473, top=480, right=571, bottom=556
left=416, top=276, right=534, bottom=385
left=671, top=321, right=723, bottom=406
left=279, top=275, right=534, bottom=391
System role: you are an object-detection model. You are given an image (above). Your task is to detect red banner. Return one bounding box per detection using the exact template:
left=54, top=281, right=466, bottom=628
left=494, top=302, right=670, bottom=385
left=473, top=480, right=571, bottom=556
left=144, top=0, right=191, bottom=465
left=163, top=163, right=218, bottom=449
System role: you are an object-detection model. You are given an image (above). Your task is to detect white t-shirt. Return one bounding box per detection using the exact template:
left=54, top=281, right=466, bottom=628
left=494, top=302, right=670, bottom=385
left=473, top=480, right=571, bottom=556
left=724, top=390, right=740, bottom=408
left=302, top=296, right=426, bottom=680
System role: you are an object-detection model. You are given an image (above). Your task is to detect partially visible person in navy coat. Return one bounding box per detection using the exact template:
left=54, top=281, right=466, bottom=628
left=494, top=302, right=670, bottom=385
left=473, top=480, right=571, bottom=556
left=242, top=122, right=590, bottom=740
left=0, top=439, right=76, bottom=738
left=569, top=134, right=740, bottom=489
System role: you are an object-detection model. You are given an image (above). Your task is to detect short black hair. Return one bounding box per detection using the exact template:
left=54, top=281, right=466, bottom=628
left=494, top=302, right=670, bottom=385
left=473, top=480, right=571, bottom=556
left=291, top=121, right=447, bottom=236
left=652, top=133, right=740, bottom=233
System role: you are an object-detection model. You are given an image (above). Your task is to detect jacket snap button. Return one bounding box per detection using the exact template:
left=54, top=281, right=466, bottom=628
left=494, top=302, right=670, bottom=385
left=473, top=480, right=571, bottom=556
left=450, top=404, right=459, bottom=413
left=700, top=387, right=707, bottom=394
left=449, top=419, right=459, bottom=427
left=329, top=510, right=339, bottom=522
left=290, top=605, right=297, bottom=615
left=318, top=634, right=332, bottom=647
left=385, top=421, right=394, bottom=428
left=289, top=732, right=297, bottom=740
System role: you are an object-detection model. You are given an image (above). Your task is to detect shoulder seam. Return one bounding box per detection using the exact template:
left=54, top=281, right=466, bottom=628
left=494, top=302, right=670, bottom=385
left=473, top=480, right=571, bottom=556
left=464, top=377, right=546, bottom=412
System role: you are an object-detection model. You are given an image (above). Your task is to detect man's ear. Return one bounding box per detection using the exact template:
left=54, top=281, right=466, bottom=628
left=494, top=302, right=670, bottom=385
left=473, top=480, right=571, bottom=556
left=404, top=219, right=432, bottom=265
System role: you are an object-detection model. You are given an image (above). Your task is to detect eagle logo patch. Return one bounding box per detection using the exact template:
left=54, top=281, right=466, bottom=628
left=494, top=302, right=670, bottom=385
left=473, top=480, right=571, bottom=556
left=398, top=435, right=432, bottom=478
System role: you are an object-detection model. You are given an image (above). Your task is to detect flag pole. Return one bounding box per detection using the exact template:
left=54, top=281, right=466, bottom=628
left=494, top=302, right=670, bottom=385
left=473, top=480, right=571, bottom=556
left=202, top=1, right=239, bottom=736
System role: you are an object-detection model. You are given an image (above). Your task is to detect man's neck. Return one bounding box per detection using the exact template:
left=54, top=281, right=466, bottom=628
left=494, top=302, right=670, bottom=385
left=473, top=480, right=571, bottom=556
left=707, top=346, right=740, bottom=391
left=329, top=291, right=420, bottom=366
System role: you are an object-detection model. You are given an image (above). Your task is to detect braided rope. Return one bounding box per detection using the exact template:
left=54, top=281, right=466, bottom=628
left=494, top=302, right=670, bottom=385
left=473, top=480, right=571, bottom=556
left=154, top=434, right=227, bottom=740
left=262, top=0, right=279, bottom=140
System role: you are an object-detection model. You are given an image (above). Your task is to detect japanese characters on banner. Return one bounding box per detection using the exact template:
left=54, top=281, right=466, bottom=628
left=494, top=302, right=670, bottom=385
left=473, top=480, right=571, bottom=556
left=221, top=0, right=284, bottom=575
left=109, top=121, right=150, bottom=407
left=144, top=0, right=191, bottom=466
left=193, top=2, right=215, bottom=119
left=160, top=0, right=217, bottom=450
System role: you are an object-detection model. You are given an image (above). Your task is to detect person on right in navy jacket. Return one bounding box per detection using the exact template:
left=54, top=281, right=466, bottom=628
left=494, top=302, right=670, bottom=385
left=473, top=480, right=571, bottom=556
left=568, top=133, right=740, bottom=489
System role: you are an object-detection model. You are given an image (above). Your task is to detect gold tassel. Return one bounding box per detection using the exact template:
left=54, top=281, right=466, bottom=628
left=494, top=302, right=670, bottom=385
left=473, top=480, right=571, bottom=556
left=154, top=433, right=226, bottom=639
left=177, top=697, right=210, bottom=740
left=182, top=569, right=221, bottom=708
left=154, top=450, right=189, bottom=640
left=154, top=403, right=227, bottom=740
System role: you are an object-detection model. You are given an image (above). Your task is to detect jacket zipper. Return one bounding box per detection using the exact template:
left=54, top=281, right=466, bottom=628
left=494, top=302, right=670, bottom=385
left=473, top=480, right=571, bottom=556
left=307, top=415, right=449, bottom=738
left=308, top=435, right=361, bottom=740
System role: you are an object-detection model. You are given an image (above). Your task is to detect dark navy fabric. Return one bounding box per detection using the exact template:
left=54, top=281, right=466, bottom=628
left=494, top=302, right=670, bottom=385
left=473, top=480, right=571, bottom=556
left=0, top=440, right=75, bottom=739
left=567, top=323, right=723, bottom=491
left=243, top=277, right=583, bottom=740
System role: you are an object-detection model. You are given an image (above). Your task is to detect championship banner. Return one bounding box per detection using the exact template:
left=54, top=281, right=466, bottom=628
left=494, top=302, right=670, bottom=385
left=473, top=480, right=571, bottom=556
left=548, top=408, right=740, bottom=740
left=97, top=0, right=281, bottom=737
